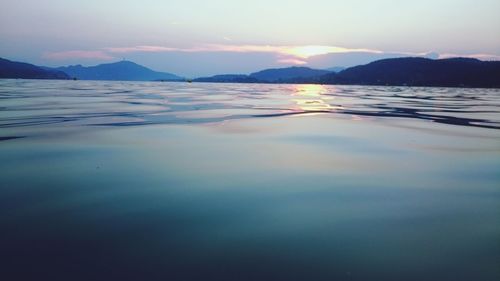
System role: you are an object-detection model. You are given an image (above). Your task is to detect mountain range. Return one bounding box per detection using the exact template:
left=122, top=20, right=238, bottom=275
left=1, top=56, right=499, bottom=88
left=193, top=67, right=330, bottom=83
left=321, top=57, right=500, bottom=88
left=193, top=74, right=261, bottom=83
left=0, top=57, right=69, bottom=79
left=55, top=61, right=182, bottom=81
left=249, top=67, right=330, bottom=82
left=195, top=58, right=500, bottom=88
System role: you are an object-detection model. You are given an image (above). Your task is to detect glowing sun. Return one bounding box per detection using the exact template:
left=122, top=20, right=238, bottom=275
left=285, top=45, right=341, bottom=59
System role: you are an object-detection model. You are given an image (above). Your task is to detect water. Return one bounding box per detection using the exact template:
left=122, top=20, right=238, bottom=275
left=1, top=79, right=499, bottom=281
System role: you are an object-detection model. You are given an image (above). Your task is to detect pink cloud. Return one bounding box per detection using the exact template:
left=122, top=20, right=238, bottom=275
left=102, top=44, right=388, bottom=65
left=42, top=45, right=500, bottom=65
left=104, top=44, right=284, bottom=54
left=103, top=44, right=384, bottom=58
left=201, top=44, right=284, bottom=53
left=104, top=45, right=178, bottom=53
left=284, top=45, right=383, bottom=58
left=43, top=50, right=114, bottom=60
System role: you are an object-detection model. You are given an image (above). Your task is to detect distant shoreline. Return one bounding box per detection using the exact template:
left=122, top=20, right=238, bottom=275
left=2, top=56, right=499, bottom=89
left=2, top=78, right=499, bottom=89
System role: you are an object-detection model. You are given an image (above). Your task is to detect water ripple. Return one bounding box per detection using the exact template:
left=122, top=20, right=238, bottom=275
left=1, top=79, right=499, bottom=131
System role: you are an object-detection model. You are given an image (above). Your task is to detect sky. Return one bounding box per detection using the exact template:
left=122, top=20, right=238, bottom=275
left=1, top=0, right=499, bottom=77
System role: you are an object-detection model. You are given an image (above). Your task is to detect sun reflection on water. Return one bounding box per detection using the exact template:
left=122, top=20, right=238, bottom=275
left=292, top=84, right=339, bottom=112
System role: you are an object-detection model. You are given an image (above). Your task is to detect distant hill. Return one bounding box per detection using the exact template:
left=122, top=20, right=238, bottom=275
left=322, top=57, right=500, bottom=88
left=249, top=66, right=330, bottom=82
left=0, top=57, right=69, bottom=79
left=325, top=66, right=346, bottom=73
left=193, top=67, right=331, bottom=84
left=56, top=61, right=183, bottom=81
left=193, top=74, right=260, bottom=83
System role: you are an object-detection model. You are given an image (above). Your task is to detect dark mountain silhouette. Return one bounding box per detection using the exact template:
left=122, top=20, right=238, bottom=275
left=193, top=74, right=260, bottom=83
left=193, top=67, right=331, bottom=84
left=249, top=66, right=330, bottom=82
left=0, top=57, right=69, bottom=79
left=321, top=57, right=500, bottom=88
left=2, top=56, right=499, bottom=87
left=56, top=61, right=182, bottom=81
left=192, top=58, right=500, bottom=88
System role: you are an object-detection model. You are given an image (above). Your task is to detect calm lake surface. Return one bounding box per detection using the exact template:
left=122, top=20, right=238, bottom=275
left=1, top=79, right=499, bottom=281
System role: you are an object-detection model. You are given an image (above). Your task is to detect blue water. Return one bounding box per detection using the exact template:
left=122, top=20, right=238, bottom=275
left=1, top=79, right=499, bottom=281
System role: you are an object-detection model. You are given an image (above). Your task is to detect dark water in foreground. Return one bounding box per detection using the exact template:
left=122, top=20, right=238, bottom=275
left=1, top=79, right=499, bottom=281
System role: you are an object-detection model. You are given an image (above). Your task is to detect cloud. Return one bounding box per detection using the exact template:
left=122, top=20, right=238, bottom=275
left=104, top=45, right=179, bottom=53
left=42, top=50, right=115, bottom=60
left=103, top=44, right=279, bottom=54
left=42, top=44, right=500, bottom=65
left=101, top=44, right=387, bottom=65
left=202, top=44, right=284, bottom=53
left=439, top=53, right=500, bottom=60
left=104, top=44, right=383, bottom=58
left=277, top=58, right=307, bottom=65
left=284, top=46, right=383, bottom=59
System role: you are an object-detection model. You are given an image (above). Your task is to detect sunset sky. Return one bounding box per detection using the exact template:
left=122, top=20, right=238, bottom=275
left=1, top=0, right=499, bottom=77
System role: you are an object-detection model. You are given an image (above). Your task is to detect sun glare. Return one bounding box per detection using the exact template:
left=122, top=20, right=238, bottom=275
left=292, top=84, right=338, bottom=112
left=286, top=45, right=339, bottom=59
